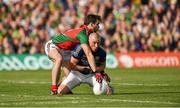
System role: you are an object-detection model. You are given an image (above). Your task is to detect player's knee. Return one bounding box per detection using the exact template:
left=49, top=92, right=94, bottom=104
left=51, top=53, right=62, bottom=64
left=49, top=49, right=62, bottom=59
left=58, top=84, right=70, bottom=94
left=55, top=57, right=62, bottom=64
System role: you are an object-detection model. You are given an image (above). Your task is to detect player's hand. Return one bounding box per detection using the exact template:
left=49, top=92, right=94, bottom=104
left=95, top=72, right=103, bottom=83
left=102, top=73, right=111, bottom=82
left=106, top=86, right=113, bottom=95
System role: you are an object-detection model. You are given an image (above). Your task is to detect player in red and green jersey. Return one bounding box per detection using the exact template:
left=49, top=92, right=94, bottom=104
left=44, top=14, right=101, bottom=95
left=52, top=24, right=90, bottom=50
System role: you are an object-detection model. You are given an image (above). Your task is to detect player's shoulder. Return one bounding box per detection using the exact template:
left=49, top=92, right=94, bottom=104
left=73, top=44, right=84, bottom=55
left=74, top=44, right=82, bottom=51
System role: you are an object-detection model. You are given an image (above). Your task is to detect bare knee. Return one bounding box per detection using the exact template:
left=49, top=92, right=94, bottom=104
left=49, top=49, right=63, bottom=65
left=55, top=57, right=63, bottom=65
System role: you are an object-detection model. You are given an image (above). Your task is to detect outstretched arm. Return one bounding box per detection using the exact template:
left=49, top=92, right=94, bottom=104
left=81, top=44, right=97, bottom=72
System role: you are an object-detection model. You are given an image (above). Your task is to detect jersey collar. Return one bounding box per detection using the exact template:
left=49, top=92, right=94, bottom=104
left=82, top=25, right=91, bottom=35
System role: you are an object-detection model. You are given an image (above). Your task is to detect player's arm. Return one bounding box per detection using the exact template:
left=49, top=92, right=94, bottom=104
left=76, top=30, right=97, bottom=72
left=81, top=44, right=97, bottom=72
left=70, top=56, right=90, bottom=72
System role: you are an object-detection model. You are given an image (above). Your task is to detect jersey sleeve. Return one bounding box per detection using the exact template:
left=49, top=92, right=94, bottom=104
left=76, top=29, right=88, bottom=44
left=72, top=45, right=84, bottom=59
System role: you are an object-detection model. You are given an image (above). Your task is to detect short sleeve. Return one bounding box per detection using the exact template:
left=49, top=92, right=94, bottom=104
left=72, top=45, right=84, bottom=59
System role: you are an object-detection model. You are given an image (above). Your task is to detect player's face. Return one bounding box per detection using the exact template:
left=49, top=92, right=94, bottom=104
left=91, top=22, right=100, bottom=32
left=89, top=39, right=100, bottom=52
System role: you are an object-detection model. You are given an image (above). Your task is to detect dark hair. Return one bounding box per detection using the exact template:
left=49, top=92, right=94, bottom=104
left=84, top=14, right=101, bottom=25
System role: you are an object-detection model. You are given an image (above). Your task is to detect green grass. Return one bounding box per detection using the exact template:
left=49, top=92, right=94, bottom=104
left=0, top=68, right=180, bottom=107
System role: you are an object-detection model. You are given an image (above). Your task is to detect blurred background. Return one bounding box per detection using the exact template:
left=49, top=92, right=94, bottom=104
left=0, top=0, right=179, bottom=54
left=0, top=1, right=180, bottom=107
left=0, top=0, right=180, bottom=70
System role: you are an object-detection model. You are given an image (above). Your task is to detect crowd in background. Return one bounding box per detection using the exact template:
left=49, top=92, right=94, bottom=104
left=0, top=0, right=179, bottom=54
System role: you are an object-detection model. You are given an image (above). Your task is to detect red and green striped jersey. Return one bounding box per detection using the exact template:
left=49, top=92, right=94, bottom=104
left=52, top=25, right=90, bottom=50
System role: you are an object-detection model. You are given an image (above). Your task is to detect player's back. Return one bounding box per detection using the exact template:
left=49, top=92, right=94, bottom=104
left=72, top=45, right=106, bottom=66
left=52, top=25, right=89, bottom=50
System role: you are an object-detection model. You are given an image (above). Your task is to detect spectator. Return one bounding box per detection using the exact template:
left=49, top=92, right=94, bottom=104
left=0, top=0, right=179, bottom=54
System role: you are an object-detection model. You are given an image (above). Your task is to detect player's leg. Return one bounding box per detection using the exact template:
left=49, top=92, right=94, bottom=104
left=45, top=41, right=63, bottom=95
left=48, top=48, right=63, bottom=94
left=57, top=62, right=71, bottom=88
left=62, top=61, right=71, bottom=77
left=57, top=51, right=71, bottom=86
left=106, top=84, right=114, bottom=95
left=83, top=73, right=94, bottom=87
left=61, top=49, right=71, bottom=76
left=57, top=71, right=81, bottom=95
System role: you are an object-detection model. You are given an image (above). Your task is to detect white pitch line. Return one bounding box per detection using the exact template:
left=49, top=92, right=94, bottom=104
left=1, top=93, right=180, bottom=105
left=0, top=94, right=81, bottom=100
left=1, top=94, right=180, bottom=105
left=116, top=83, right=170, bottom=86
left=0, top=80, right=178, bottom=87
left=0, top=80, right=50, bottom=84
left=101, top=99, right=180, bottom=105
left=0, top=97, right=179, bottom=106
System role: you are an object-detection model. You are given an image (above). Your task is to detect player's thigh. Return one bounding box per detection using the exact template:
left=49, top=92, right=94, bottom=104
left=48, top=48, right=63, bottom=63
left=83, top=74, right=94, bottom=87
left=61, top=71, right=81, bottom=90
left=61, top=50, right=71, bottom=76
left=62, top=61, right=70, bottom=76
left=60, top=50, right=71, bottom=62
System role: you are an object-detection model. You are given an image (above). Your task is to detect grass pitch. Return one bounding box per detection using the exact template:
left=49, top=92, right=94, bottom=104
left=0, top=68, right=180, bottom=107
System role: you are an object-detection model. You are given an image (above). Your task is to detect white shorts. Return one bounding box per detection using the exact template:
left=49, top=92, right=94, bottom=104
left=44, top=40, right=71, bottom=61
left=61, top=70, right=107, bottom=90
